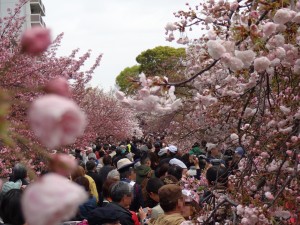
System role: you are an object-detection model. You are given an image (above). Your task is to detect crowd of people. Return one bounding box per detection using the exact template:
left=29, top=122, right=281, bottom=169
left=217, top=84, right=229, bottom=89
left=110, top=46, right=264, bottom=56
left=0, top=135, right=245, bottom=225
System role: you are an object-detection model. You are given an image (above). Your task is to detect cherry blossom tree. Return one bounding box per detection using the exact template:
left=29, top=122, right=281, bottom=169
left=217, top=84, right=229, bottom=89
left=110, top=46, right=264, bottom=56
left=0, top=0, right=99, bottom=174
left=118, top=0, right=300, bottom=223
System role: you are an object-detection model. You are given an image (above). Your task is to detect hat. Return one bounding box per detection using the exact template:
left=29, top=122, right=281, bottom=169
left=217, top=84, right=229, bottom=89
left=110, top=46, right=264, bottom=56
left=206, top=143, right=217, bottom=151
left=1, top=180, right=22, bottom=194
left=117, top=158, right=134, bottom=171
left=159, top=184, right=183, bottom=207
left=169, top=158, right=187, bottom=169
left=168, top=145, right=177, bottom=153
left=235, top=147, right=245, bottom=157
left=158, top=147, right=168, bottom=156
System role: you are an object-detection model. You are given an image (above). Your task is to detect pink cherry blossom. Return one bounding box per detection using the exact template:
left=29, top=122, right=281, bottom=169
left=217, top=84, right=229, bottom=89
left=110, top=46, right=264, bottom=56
left=28, top=94, right=87, bottom=149
left=265, top=191, right=274, bottom=200
left=254, top=57, right=271, bottom=72
left=21, top=27, right=51, bottom=55
left=235, top=50, right=256, bottom=68
left=263, top=22, right=278, bottom=37
left=279, top=105, right=291, bottom=115
left=165, top=22, right=178, bottom=31
left=286, top=150, right=293, bottom=156
left=22, top=173, right=87, bottom=225
left=207, top=40, right=227, bottom=59
left=273, top=8, right=294, bottom=24
left=44, top=77, right=71, bottom=98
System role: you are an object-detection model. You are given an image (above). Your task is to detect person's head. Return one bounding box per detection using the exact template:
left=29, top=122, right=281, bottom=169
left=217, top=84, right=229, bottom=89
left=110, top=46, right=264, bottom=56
left=155, top=163, right=169, bottom=178
left=107, top=169, right=120, bottom=181
left=146, top=178, right=164, bottom=202
left=210, top=146, right=220, bottom=157
left=110, top=145, right=116, bottom=151
left=0, top=189, right=24, bottom=225
left=103, top=144, right=109, bottom=151
left=74, top=176, right=90, bottom=193
left=11, top=163, right=27, bottom=181
left=119, top=167, right=136, bottom=181
left=206, top=166, right=228, bottom=186
left=168, top=145, right=178, bottom=157
left=71, top=166, right=85, bottom=181
left=158, top=184, right=184, bottom=213
left=192, top=142, right=200, bottom=148
left=102, top=178, right=119, bottom=201
left=235, top=147, right=245, bottom=158
left=86, top=160, right=96, bottom=172
left=154, top=142, right=161, bottom=151
left=140, top=156, right=151, bottom=167
left=167, top=165, right=183, bottom=180
left=110, top=181, right=133, bottom=209
left=103, top=155, right=112, bottom=166
left=99, top=150, right=106, bottom=158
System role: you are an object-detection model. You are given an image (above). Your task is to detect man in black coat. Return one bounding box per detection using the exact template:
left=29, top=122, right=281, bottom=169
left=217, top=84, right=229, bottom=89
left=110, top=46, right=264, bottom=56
left=88, top=181, right=134, bottom=225
left=86, top=160, right=103, bottom=197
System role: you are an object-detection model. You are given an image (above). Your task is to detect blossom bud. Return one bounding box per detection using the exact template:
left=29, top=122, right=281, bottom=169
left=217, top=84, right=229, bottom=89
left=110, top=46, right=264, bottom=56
left=44, top=77, right=71, bottom=98
left=21, top=27, right=51, bottom=55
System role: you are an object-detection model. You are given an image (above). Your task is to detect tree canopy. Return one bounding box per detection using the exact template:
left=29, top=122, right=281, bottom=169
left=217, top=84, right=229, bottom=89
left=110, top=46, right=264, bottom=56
left=116, top=46, right=186, bottom=94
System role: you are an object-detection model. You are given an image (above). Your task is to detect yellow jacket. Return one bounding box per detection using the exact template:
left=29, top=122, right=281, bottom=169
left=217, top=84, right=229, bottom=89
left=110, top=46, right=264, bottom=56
left=84, top=175, right=99, bottom=202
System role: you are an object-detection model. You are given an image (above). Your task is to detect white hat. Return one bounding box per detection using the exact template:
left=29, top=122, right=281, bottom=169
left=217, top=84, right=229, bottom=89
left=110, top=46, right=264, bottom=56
left=168, top=145, right=178, bottom=153
left=158, top=147, right=168, bottom=156
left=206, top=143, right=217, bottom=151
left=117, top=158, right=134, bottom=171
left=169, top=158, right=187, bottom=169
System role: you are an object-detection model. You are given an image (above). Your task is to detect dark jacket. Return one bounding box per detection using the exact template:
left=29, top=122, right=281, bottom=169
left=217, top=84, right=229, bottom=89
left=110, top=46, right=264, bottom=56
left=98, top=165, right=114, bottom=183
left=121, top=178, right=144, bottom=211
left=86, top=171, right=103, bottom=195
left=88, top=202, right=134, bottom=225
left=77, top=196, right=97, bottom=220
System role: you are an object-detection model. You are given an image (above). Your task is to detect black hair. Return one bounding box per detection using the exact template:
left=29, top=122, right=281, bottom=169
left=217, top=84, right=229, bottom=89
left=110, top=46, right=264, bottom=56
left=119, top=167, right=134, bottom=179
left=0, top=189, right=24, bottom=225
left=11, top=164, right=27, bottom=181
left=146, top=178, right=164, bottom=194
left=155, top=163, right=169, bottom=178
left=192, top=142, right=200, bottom=147
left=206, top=166, right=228, bottom=186
left=167, top=165, right=183, bottom=180
left=110, top=145, right=116, bottom=151
left=99, top=150, right=105, bottom=158
left=103, top=155, right=112, bottom=166
left=86, top=160, right=96, bottom=171
left=103, top=144, right=109, bottom=151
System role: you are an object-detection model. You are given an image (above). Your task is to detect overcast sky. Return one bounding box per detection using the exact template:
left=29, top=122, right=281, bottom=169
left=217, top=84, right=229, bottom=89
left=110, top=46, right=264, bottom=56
left=42, top=0, right=199, bottom=91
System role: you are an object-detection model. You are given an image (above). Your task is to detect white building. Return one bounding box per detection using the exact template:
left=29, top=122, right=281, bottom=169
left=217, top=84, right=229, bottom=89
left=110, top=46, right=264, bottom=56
left=0, top=0, right=46, bottom=29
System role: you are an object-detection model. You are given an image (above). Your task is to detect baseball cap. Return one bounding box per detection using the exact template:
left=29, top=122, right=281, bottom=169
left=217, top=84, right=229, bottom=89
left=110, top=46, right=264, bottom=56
left=168, top=145, right=178, bottom=153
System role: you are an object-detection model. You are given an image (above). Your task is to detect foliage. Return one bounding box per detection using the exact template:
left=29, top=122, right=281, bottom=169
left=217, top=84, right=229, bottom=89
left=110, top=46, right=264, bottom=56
left=136, top=46, right=186, bottom=78
left=116, top=65, right=140, bottom=95
left=116, top=46, right=186, bottom=95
